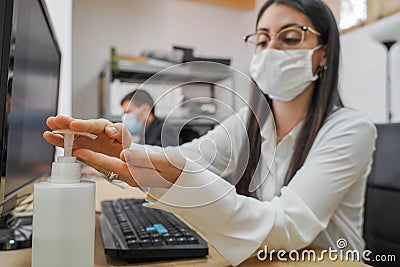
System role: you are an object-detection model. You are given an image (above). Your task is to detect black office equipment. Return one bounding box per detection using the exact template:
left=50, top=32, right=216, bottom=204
left=99, top=198, right=208, bottom=262
left=0, top=0, right=61, bottom=250
left=364, top=123, right=400, bottom=267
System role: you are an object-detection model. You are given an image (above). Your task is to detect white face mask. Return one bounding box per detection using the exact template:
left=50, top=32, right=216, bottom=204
left=122, top=113, right=143, bottom=135
left=249, top=45, right=322, bottom=102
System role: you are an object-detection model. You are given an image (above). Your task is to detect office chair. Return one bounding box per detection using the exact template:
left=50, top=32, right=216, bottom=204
left=364, top=123, right=400, bottom=267
left=179, top=126, right=200, bottom=144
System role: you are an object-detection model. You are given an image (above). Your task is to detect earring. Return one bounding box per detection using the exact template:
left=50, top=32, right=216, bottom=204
left=317, top=65, right=327, bottom=76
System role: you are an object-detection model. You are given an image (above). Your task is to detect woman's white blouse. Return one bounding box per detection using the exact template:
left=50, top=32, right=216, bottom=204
left=133, top=107, right=376, bottom=266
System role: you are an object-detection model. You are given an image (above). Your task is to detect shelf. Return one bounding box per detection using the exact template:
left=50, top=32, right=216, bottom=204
left=112, top=61, right=233, bottom=84
left=100, top=60, right=236, bottom=129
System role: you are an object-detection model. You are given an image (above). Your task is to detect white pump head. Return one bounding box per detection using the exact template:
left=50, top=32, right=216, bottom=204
left=50, top=130, right=97, bottom=183
left=53, top=129, right=97, bottom=157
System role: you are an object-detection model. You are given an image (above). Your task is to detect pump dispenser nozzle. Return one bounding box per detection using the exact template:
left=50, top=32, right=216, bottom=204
left=53, top=130, right=97, bottom=157
left=50, top=130, right=97, bottom=183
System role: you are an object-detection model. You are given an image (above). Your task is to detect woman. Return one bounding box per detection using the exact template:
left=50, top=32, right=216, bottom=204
left=44, top=0, right=376, bottom=265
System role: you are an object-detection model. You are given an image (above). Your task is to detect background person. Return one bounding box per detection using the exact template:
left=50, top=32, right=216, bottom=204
left=121, top=89, right=179, bottom=146
left=44, top=0, right=376, bottom=265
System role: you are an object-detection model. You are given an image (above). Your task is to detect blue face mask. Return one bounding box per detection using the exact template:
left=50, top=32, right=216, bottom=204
left=122, top=113, right=143, bottom=135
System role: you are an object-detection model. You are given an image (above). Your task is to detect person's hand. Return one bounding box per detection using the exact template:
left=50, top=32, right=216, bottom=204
left=43, top=115, right=131, bottom=158
left=43, top=115, right=185, bottom=188
left=73, top=147, right=186, bottom=188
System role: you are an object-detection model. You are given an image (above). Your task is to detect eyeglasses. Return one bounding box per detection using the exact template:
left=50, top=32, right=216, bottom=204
left=243, top=25, right=321, bottom=53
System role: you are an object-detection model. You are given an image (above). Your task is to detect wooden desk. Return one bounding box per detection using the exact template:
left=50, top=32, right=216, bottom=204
left=1, top=177, right=371, bottom=267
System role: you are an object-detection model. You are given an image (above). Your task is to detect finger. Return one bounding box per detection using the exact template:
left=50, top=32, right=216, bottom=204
left=121, top=149, right=185, bottom=171
left=70, top=118, right=112, bottom=135
left=105, top=123, right=132, bottom=149
left=78, top=157, right=122, bottom=181
left=43, top=130, right=88, bottom=150
left=43, top=131, right=65, bottom=147
left=121, top=149, right=184, bottom=185
left=80, top=158, right=137, bottom=187
left=46, top=115, right=75, bottom=131
left=78, top=158, right=109, bottom=176
left=73, top=148, right=130, bottom=177
left=128, top=165, right=171, bottom=188
left=73, top=148, right=138, bottom=187
left=120, top=149, right=160, bottom=170
left=74, top=149, right=170, bottom=188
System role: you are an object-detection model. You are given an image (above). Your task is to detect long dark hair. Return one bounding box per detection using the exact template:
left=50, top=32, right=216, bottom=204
left=235, top=0, right=343, bottom=196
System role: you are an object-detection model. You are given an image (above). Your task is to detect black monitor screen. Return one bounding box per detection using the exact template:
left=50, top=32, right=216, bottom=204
left=0, top=0, right=60, bottom=201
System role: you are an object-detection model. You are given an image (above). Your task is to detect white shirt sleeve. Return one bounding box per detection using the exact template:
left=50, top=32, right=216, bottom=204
left=145, top=110, right=377, bottom=266
left=132, top=107, right=249, bottom=178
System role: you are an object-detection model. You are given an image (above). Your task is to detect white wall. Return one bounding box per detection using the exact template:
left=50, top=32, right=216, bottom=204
left=45, top=0, right=73, bottom=116
left=73, top=1, right=400, bottom=123
left=72, top=0, right=265, bottom=119
left=340, top=13, right=400, bottom=123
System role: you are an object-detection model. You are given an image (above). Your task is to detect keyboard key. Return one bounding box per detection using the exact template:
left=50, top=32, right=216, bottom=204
left=182, top=232, right=193, bottom=237
left=127, top=240, right=140, bottom=248
left=162, top=233, right=171, bottom=238
left=153, top=223, right=168, bottom=235
left=122, top=228, right=134, bottom=235
left=173, top=233, right=183, bottom=238
left=177, top=237, right=188, bottom=244
left=145, top=226, right=156, bottom=232
left=124, top=235, right=136, bottom=241
left=166, top=237, right=177, bottom=245
left=187, top=237, right=198, bottom=244
left=139, top=233, right=150, bottom=239
left=140, top=239, right=151, bottom=247
left=151, top=239, right=163, bottom=246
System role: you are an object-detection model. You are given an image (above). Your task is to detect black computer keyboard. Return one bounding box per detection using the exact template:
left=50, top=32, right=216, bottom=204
left=99, top=199, right=208, bottom=262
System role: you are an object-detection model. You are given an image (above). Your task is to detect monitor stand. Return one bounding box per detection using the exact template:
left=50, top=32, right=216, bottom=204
left=0, top=213, right=33, bottom=250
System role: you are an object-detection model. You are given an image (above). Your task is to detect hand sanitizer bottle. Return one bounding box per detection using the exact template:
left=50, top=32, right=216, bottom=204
left=32, top=130, right=97, bottom=267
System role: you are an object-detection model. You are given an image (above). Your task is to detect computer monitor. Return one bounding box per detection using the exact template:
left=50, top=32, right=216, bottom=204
left=0, top=0, right=61, bottom=250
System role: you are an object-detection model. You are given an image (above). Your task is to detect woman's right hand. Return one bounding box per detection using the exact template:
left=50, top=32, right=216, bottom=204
left=43, top=115, right=132, bottom=158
